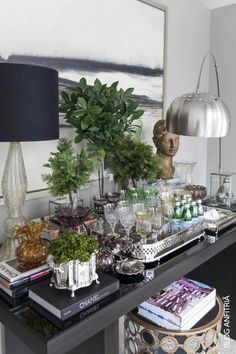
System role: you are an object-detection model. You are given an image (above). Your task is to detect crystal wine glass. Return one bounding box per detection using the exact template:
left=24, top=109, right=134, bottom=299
left=118, top=204, right=136, bottom=240
left=135, top=210, right=152, bottom=244
left=104, top=203, right=119, bottom=237
left=145, top=193, right=158, bottom=209
left=118, top=200, right=130, bottom=208
left=160, top=198, right=174, bottom=235
left=148, top=206, right=162, bottom=241
left=132, top=202, right=145, bottom=214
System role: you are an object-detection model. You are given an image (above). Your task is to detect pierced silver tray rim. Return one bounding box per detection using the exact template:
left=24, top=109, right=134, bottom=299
left=130, top=224, right=205, bottom=263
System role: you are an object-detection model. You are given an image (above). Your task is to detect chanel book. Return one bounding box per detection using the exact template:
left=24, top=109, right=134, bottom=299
left=0, top=258, right=49, bottom=283
left=138, top=278, right=216, bottom=330
left=29, top=291, right=119, bottom=329
left=29, top=272, right=120, bottom=320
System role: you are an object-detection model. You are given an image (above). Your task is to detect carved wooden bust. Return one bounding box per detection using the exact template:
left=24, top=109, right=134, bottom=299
left=153, top=120, right=180, bottom=179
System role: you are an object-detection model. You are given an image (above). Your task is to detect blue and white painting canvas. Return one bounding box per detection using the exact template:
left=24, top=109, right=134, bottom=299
left=0, top=0, right=165, bottom=193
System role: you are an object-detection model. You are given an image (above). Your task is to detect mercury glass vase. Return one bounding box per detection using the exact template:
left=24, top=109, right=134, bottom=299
left=0, top=142, right=27, bottom=261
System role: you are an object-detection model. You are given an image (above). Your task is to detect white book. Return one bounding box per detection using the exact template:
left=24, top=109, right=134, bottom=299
left=0, top=258, right=48, bottom=283
left=138, top=297, right=216, bottom=330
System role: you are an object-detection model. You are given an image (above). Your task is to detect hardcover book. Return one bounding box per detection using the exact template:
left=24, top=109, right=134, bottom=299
left=0, top=258, right=49, bottom=283
left=0, top=269, right=51, bottom=290
left=29, top=271, right=120, bottom=320
left=0, top=288, right=25, bottom=307
left=0, top=282, right=28, bottom=299
left=138, top=278, right=216, bottom=330
left=29, top=291, right=119, bottom=329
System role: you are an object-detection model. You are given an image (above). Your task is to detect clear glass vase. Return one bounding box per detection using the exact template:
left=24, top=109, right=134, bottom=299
left=0, top=142, right=27, bottom=261
left=173, top=162, right=197, bottom=186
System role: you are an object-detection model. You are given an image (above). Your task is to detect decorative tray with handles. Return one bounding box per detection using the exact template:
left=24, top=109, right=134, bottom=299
left=120, top=224, right=205, bottom=263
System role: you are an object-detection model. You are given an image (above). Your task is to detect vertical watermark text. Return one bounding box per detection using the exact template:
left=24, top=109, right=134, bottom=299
left=222, top=295, right=230, bottom=349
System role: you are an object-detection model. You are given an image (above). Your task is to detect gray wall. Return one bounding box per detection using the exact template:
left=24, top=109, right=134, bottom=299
left=207, top=4, right=236, bottom=189
left=0, top=0, right=211, bottom=244
left=157, top=0, right=210, bottom=186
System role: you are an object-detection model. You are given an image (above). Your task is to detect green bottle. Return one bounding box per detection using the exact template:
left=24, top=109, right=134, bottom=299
left=190, top=201, right=198, bottom=224
left=171, top=202, right=182, bottom=233
left=180, top=197, right=186, bottom=214
left=181, top=203, right=192, bottom=230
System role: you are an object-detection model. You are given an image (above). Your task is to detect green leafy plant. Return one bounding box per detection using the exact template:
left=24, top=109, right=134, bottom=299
left=59, top=78, right=144, bottom=151
left=109, top=136, right=162, bottom=188
left=59, top=78, right=144, bottom=195
left=121, top=188, right=158, bottom=203
left=42, top=138, right=99, bottom=207
left=48, top=230, right=99, bottom=264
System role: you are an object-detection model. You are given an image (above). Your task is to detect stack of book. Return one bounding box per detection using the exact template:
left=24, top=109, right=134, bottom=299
left=138, top=278, right=216, bottom=330
left=28, top=271, right=120, bottom=328
left=0, top=257, right=51, bottom=306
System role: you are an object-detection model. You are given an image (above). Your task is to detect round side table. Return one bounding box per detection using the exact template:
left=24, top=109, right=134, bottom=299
left=124, top=295, right=223, bottom=354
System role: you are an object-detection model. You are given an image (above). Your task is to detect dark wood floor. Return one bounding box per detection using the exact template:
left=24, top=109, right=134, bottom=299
left=187, top=241, right=236, bottom=339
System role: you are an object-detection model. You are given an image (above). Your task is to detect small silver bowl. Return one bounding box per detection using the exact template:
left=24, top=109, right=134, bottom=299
left=115, top=259, right=145, bottom=276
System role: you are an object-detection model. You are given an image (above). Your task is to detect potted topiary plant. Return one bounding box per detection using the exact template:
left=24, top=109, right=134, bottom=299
left=42, top=138, right=99, bottom=228
left=109, top=135, right=162, bottom=189
left=47, top=230, right=99, bottom=297
left=59, top=77, right=144, bottom=196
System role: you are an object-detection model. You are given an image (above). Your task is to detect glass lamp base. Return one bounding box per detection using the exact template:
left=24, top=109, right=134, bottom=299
left=0, top=142, right=28, bottom=261
left=3, top=215, right=26, bottom=237
left=0, top=237, right=19, bottom=261
left=0, top=215, right=26, bottom=261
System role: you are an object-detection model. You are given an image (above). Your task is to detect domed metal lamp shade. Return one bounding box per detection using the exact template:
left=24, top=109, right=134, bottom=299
left=166, top=52, right=231, bottom=138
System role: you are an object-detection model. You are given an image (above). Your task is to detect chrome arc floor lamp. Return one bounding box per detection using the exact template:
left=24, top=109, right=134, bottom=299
left=166, top=51, right=231, bottom=173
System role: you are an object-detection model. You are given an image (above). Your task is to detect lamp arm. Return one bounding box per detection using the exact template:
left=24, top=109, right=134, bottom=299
left=196, top=52, right=222, bottom=173
left=196, top=51, right=220, bottom=98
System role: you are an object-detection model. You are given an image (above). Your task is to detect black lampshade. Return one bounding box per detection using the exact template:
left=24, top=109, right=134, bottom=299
left=0, top=63, right=59, bottom=142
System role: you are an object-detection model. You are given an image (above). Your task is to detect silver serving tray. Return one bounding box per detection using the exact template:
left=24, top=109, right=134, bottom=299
left=129, top=224, right=205, bottom=263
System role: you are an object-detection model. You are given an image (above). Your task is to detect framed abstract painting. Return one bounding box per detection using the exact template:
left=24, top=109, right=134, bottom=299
left=0, top=0, right=166, bottom=194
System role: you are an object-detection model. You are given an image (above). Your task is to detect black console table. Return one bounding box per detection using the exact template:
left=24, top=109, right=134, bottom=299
left=0, top=226, right=236, bottom=354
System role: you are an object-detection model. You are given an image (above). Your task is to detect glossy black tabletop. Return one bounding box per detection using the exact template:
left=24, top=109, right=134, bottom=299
left=0, top=225, right=235, bottom=354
